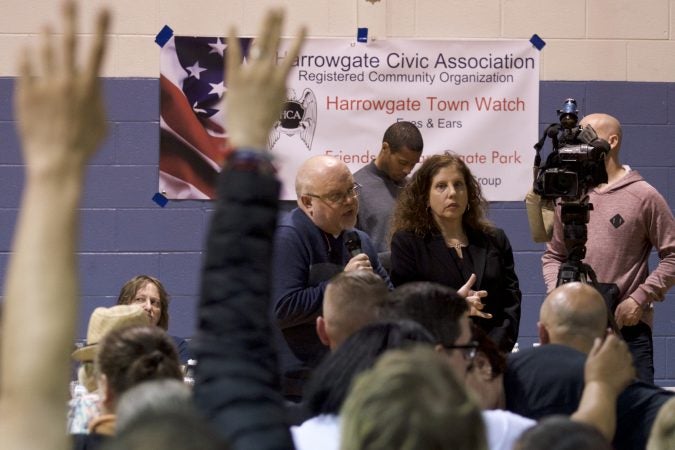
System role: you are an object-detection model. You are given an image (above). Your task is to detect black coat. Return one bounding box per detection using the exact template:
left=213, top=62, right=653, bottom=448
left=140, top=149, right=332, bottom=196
left=192, top=157, right=295, bottom=450
left=505, top=344, right=674, bottom=450
left=390, top=227, right=521, bottom=352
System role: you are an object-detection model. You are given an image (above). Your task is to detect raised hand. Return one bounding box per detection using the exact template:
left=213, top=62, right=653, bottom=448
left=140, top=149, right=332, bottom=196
left=572, top=332, right=636, bottom=440
left=224, top=9, right=306, bottom=150
left=1, top=3, right=110, bottom=450
left=585, top=333, right=635, bottom=395
left=15, top=0, right=110, bottom=176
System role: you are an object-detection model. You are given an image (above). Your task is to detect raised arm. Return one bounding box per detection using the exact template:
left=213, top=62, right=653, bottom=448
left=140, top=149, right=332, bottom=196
left=571, top=333, right=635, bottom=440
left=0, top=2, right=109, bottom=449
left=191, top=10, right=305, bottom=450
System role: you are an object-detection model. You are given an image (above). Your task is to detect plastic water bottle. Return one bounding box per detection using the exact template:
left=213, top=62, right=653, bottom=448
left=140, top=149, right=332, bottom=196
left=183, top=359, right=197, bottom=386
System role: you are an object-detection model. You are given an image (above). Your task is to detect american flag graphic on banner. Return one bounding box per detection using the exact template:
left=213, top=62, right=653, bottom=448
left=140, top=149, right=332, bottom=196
left=159, top=38, right=539, bottom=201
left=159, top=36, right=252, bottom=199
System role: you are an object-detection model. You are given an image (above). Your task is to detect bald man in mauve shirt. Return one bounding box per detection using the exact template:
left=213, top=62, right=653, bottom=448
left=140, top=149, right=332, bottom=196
left=542, top=113, right=675, bottom=385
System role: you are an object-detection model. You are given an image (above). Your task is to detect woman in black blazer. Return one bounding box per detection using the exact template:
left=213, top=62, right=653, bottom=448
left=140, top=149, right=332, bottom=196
left=390, top=153, right=521, bottom=352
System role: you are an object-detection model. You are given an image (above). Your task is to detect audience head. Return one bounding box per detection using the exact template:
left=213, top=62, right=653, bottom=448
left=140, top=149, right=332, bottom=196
left=514, top=416, right=611, bottom=450
left=538, top=282, right=608, bottom=353
left=101, top=410, right=228, bottom=450
left=391, top=152, right=492, bottom=237
left=115, top=379, right=195, bottom=433
left=340, top=346, right=487, bottom=450
left=96, top=325, right=183, bottom=411
left=465, top=325, right=507, bottom=409
left=647, top=397, right=675, bottom=450
left=72, top=305, right=150, bottom=392
left=388, top=281, right=474, bottom=377
left=116, top=275, right=170, bottom=330
left=295, top=155, right=359, bottom=235
left=317, top=270, right=390, bottom=350
left=304, top=320, right=433, bottom=417
left=377, top=121, right=423, bottom=183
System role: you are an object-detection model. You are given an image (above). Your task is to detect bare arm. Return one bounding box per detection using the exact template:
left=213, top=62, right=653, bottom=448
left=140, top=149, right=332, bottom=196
left=571, top=334, right=635, bottom=440
left=541, top=204, right=566, bottom=292
left=0, top=2, right=109, bottom=449
left=525, top=189, right=555, bottom=243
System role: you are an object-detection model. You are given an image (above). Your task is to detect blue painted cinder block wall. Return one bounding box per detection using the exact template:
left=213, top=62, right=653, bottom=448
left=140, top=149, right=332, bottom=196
left=0, top=78, right=673, bottom=386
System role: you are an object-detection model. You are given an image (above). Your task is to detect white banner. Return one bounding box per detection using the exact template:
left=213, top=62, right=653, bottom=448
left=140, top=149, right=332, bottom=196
left=271, top=38, right=539, bottom=200
left=159, top=37, right=539, bottom=201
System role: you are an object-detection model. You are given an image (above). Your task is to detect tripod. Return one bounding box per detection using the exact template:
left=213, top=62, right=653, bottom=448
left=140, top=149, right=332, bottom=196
left=556, top=199, right=597, bottom=285
left=555, top=197, right=620, bottom=332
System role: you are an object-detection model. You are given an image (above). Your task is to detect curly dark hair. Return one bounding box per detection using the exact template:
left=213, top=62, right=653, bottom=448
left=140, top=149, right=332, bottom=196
left=391, top=152, right=493, bottom=237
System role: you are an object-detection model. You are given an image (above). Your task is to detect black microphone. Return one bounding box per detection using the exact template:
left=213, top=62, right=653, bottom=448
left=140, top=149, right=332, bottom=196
left=344, top=231, right=363, bottom=257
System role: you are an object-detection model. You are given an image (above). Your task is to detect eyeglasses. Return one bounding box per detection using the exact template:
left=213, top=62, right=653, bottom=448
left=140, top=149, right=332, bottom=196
left=443, top=341, right=479, bottom=361
left=304, top=183, right=362, bottom=205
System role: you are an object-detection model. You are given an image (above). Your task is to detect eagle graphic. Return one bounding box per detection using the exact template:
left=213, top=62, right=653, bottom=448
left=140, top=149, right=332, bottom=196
left=268, top=88, right=317, bottom=151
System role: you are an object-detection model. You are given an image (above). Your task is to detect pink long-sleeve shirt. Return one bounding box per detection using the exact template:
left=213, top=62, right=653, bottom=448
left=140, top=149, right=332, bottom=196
left=542, top=168, right=674, bottom=326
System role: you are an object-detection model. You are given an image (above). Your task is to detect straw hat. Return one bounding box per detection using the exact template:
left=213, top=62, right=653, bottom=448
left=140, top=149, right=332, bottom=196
left=72, top=305, right=149, bottom=362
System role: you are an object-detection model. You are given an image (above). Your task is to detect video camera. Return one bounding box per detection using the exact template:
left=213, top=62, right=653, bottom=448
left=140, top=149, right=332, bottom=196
left=533, top=98, right=610, bottom=200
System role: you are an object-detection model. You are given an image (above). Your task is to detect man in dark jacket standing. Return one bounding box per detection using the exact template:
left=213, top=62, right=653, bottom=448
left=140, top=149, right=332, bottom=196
left=272, top=155, right=392, bottom=400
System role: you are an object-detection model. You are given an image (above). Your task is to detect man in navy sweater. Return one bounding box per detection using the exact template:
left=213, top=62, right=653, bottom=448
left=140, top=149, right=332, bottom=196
left=272, top=155, right=392, bottom=401
left=504, top=282, right=673, bottom=450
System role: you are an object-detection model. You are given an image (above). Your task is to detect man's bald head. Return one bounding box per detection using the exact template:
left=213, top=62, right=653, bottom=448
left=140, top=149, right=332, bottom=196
left=295, top=155, right=350, bottom=198
left=538, top=282, right=608, bottom=353
left=579, top=113, right=622, bottom=151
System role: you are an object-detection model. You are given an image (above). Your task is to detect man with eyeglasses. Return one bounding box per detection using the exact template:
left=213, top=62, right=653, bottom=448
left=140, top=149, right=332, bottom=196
left=272, top=155, right=392, bottom=401
left=354, top=121, right=424, bottom=260
left=388, top=281, right=637, bottom=450
left=389, top=282, right=477, bottom=377
left=388, top=282, right=544, bottom=449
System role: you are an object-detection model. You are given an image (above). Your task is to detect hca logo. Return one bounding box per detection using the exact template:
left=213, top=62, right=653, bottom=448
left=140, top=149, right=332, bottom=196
left=269, top=88, right=317, bottom=151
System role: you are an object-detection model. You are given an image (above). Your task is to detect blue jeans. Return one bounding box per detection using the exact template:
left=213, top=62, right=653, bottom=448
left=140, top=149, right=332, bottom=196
left=621, top=322, right=654, bottom=385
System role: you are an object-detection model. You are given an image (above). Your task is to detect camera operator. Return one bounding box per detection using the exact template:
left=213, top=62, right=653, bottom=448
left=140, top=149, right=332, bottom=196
left=541, top=113, right=674, bottom=385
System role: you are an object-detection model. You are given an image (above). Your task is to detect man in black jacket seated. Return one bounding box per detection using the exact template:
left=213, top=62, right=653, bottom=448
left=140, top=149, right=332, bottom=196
left=504, top=282, right=673, bottom=450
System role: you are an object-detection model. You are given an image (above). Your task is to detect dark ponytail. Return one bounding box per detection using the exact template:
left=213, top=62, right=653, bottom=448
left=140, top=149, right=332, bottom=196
left=98, top=325, right=183, bottom=398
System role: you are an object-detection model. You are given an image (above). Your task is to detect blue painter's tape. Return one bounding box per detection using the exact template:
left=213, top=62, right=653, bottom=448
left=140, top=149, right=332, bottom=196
left=152, top=192, right=169, bottom=207
left=357, top=28, right=368, bottom=43
left=530, top=34, right=546, bottom=51
left=155, top=25, right=174, bottom=48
